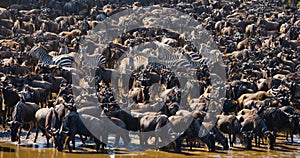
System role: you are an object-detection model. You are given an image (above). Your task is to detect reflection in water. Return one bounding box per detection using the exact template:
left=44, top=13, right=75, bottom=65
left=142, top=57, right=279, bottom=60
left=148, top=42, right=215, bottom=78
left=0, top=146, right=15, bottom=152
left=0, top=142, right=300, bottom=158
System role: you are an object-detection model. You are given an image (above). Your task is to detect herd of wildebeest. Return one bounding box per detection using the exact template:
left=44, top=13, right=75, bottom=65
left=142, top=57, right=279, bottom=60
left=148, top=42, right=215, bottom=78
left=0, top=0, right=300, bottom=154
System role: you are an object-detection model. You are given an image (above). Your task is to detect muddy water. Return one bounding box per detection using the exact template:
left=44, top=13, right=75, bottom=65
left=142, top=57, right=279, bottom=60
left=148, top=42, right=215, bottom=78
left=0, top=132, right=299, bottom=158
left=1, top=139, right=300, bottom=158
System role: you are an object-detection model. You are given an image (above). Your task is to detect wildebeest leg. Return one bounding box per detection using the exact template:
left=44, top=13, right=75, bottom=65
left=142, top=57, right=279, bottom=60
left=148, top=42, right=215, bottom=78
left=17, top=125, right=23, bottom=144
left=185, top=138, right=195, bottom=151
left=232, top=134, right=237, bottom=145
left=1, top=109, right=6, bottom=128
left=34, top=124, right=39, bottom=143
left=286, top=133, right=289, bottom=142
left=140, top=132, right=145, bottom=146
left=290, top=131, right=294, bottom=143
left=101, top=142, right=106, bottom=151
left=122, top=131, right=130, bottom=146
left=229, top=134, right=233, bottom=147
left=44, top=128, right=52, bottom=147
left=185, top=138, right=193, bottom=151
left=254, top=135, right=258, bottom=147
left=65, top=136, right=73, bottom=152
left=25, top=122, right=35, bottom=140
left=94, top=138, right=101, bottom=152
left=101, top=131, right=108, bottom=151
left=114, top=134, right=120, bottom=147
left=201, top=134, right=216, bottom=151
left=46, top=136, right=50, bottom=147
left=175, top=138, right=182, bottom=153
left=189, top=139, right=193, bottom=151
left=72, top=138, right=75, bottom=150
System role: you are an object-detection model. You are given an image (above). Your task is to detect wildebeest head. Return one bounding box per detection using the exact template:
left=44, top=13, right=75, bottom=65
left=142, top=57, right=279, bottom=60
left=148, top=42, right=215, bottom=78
left=56, top=135, right=65, bottom=152
left=200, top=132, right=216, bottom=152
left=8, top=101, right=25, bottom=142
left=61, top=111, right=78, bottom=133
left=241, top=131, right=252, bottom=150
left=223, top=98, right=238, bottom=114
left=18, top=85, right=34, bottom=102
left=7, top=120, right=22, bottom=142
left=55, top=130, right=66, bottom=152
left=264, top=131, right=275, bottom=150
left=211, top=125, right=229, bottom=150
left=56, top=111, right=78, bottom=151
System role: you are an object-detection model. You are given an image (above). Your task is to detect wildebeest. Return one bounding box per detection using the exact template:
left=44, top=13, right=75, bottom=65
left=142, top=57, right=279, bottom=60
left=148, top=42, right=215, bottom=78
left=77, top=106, right=130, bottom=147
left=0, top=0, right=299, bottom=154
left=20, top=84, right=49, bottom=108
left=34, top=107, right=60, bottom=146
left=168, top=111, right=216, bottom=152
left=237, top=91, right=271, bottom=111
left=8, top=101, right=39, bottom=144
left=239, top=114, right=275, bottom=150
left=139, top=113, right=173, bottom=148
left=58, top=111, right=107, bottom=152
left=258, top=107, right=299, bottom=143
left=257, top=18, right=280, bottom=31
left=104, top=108, right=142, bottom=145
left=216, top=114, right=246, bottom=147
left=1, top=83, right=20, bottom=122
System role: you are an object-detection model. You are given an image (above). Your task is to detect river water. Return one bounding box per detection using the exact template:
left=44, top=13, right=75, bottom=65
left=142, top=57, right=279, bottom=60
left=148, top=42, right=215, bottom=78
left=1, top=136, right=300, bottom=158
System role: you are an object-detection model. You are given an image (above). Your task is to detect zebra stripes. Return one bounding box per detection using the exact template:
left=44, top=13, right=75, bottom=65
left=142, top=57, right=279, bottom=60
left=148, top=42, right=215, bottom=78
left=182, top=52, right=210, bottom=69
left=119, top=55, right=149, bottom=72
left=148, top=51, right=205, bottom=70
left=29, top=45, right=74, bottom=67
left=79, top=45, right=106, bottom=68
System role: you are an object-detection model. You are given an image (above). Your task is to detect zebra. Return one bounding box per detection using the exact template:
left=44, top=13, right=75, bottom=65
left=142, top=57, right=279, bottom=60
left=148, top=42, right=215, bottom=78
left=182, top=51, right=211, bottom=69
left=78, top=45, right=106, bottom=68
left=118, top=55, right=149, bottom=73
left=148, top=51, right=197, bottom=71
left=29, top=44, right=74, bottom=67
